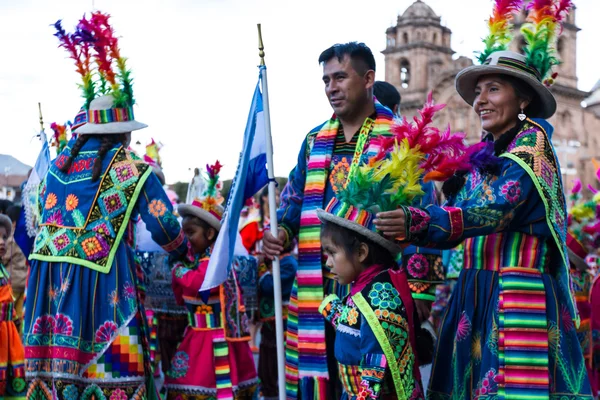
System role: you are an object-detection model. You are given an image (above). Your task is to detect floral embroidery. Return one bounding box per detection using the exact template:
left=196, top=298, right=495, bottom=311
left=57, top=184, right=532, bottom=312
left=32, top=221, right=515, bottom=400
left=54, top=313, right=74, bottom=335
left=500, top=180, right=521, bottom=204
left=167, top=351, right=190, bottom=378
left=471, top=331, right=482, bottom=362
left=65, top=194, right=79, bottom=211
left=369, top=282, right=402, bottom=310
left=347, top=308, right=359, bottom=325
left=109, top=388, right=128, bottom=400
left=329, top=157, right=351, bottom=193
left=51, top=231, right=71, bottom=251
left=406, top=254, right=429, bottom=279
left=81, top=384, right=106, bottom=400
left=123, top=282, right=136, bottom=299
left=108, top=290, right=120, bottom=307
left=173, top=265, right=190, bottom=279
left=456, top=311, right=472, bottom=342
left=47, top=209, right=64, bottom=225
left=45, top=192, right=58, bottom=209
left=561, top=304, right=574, bottom=332
left=406, top=206, right=430, bottom=235
left=63, top=384, right=79, bottom=400
left=149, top=199, right=167, bottom=218
left=81, top=235, right=109, bottom=260
left=95, top=321, right=118, bottom=343
left=33, top=315, right=56, bottom=334
left=474, top=368, right=500, bottom=400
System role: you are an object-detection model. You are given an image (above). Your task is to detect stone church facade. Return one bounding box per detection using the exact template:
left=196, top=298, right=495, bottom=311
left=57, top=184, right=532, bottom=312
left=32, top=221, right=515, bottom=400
left=383, top=0, right=600, bottom=196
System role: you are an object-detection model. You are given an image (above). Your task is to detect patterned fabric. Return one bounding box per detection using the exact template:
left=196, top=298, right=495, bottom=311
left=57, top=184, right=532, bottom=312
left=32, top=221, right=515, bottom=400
left=319, top=269, right=424, bottom=400
left=591, top=276, right=600, bottom=396
left=165, top=255, right=257, bottom=399
left=24, top=137, right=188, bottom=400
left=503, top=119, right=577, bottom=326
left=427, top=231, right=592, bottom=399
left=0, top=263, right=26, bottom=400
left=284, top=102, right=393, bottom=399
left=571, top=270, right=595, bottom=392
left=31, top=145, right=154, bottom=273
left=400, top=252, right=444, bottom=302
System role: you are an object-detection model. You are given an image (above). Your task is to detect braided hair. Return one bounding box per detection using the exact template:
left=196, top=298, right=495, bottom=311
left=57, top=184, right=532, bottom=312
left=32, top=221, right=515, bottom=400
left=59, top=134, right=129, bottom=182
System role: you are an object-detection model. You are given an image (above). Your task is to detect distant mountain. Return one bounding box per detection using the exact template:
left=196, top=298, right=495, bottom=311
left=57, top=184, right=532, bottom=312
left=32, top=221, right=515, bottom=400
left=0, top=154, right=32, bottom=176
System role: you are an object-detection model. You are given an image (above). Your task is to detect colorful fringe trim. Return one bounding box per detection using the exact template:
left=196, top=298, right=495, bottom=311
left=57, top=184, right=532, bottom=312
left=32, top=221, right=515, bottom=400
left=213, top=330, right=234, bottom=399
left=498, top=267, right=549, bottom=399
left=284, top=101, right=393, bottom=399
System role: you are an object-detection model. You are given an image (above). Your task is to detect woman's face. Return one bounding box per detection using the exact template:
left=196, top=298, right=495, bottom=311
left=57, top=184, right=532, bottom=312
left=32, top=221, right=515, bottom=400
left=473, top=75, right=528, bottom=137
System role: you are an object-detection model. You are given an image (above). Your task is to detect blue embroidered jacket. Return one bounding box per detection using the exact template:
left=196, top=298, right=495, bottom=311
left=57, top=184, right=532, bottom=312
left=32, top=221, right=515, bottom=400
left=30, top=137, right=188, bottom=272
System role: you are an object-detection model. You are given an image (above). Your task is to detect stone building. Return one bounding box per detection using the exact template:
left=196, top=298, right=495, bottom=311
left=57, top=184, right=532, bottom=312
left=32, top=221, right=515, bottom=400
left=383, top=0, right=600, bottom=196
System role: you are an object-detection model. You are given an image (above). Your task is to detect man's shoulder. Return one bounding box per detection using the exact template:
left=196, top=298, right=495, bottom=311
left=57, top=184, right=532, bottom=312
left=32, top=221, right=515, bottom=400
left=306, top=121, right=328, bottom=138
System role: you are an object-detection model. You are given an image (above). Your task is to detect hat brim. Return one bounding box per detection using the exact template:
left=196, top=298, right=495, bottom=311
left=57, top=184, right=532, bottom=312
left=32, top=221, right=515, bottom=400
left=455, top=65, right=557, bottom=119
left=316, top=209, right=402, bottom=256
left=0, top=214, right=12, bottom=237
left=75, top=120, right=148, bottom=135
left=178, top=204, right=221, bottom=232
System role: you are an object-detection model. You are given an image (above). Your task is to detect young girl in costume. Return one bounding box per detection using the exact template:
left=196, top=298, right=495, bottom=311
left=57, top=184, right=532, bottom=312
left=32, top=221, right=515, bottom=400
left=164, top=162, right=258, bottom=400
left=317, top=92, right=472, bottom=399
left=0, top=214, right=26, bottom=400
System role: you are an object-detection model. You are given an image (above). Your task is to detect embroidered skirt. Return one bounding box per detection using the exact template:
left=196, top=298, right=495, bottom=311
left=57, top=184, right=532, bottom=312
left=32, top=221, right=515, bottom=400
left=1, top=285, right=26, bottom=400
left=164, top=327, right=257, bottom=399
left=24, top=246, right=159, bottom=400
left=427, top=232, right=593, bottom=399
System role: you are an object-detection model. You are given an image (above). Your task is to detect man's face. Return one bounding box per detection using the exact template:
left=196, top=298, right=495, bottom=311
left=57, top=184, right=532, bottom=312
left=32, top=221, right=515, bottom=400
left=322, top=55, right=371, bottom=118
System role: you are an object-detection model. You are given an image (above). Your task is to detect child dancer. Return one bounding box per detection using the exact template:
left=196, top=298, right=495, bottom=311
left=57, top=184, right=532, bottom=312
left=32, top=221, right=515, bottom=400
left=0, top=214, right=26, bottom=400
left=164, top=162, right=258, bottom=399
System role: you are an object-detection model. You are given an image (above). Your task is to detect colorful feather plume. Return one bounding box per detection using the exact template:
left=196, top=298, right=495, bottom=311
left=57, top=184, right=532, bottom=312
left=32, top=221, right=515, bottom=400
left=521, top=0, right=573, bottom=85
left=50, top=122, right=70, bottom=154
left=477, top=0, right=524, bottom=63
left=54, top=11, right=135, bottom=108
left=204, top=161, right=224, bottom=202
left=337, top=92, right=475, bottom=213
left=144, top=138, right=163, bottom=167
left=53, top=20, right=96, bottom=107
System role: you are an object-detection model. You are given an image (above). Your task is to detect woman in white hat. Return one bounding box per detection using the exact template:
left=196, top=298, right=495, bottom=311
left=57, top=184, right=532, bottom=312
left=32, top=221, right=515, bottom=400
left=24, top=14, right=189, bottom=400
left=375, top=1, right=593, bottom=398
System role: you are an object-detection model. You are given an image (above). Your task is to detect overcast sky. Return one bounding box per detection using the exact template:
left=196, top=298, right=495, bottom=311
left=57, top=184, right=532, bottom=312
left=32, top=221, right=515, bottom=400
left=1, top=0, right=599, bottom=183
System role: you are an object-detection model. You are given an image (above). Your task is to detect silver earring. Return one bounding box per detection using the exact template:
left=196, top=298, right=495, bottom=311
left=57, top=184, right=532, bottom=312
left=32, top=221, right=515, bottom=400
left=518, top=108, right=526, bottom=121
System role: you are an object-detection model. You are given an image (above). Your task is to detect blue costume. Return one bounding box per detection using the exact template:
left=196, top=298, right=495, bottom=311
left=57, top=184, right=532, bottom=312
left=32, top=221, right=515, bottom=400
left=24, top=137, right=188, bottom=400
left=403, top=120, right=593, bottom=399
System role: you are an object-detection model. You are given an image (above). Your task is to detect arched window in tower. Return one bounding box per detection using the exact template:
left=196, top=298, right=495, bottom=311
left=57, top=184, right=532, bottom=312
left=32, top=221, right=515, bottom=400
left=433, top=33, right=437, bottom=44
left=557, top=38, right=564, bottom=58
left=400, top=59, right=410, bottom=89
left=403, top=32, right=409, bottom=44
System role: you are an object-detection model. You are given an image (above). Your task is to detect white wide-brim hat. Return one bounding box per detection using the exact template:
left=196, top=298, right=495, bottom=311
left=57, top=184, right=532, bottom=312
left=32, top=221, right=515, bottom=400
left=178, top=203, right=223, bottom=232
left=75, top=95, right=148, bottom=135
left=455, top=51, right=556, bottom=119
left=317, top=209, right=402, bottom=256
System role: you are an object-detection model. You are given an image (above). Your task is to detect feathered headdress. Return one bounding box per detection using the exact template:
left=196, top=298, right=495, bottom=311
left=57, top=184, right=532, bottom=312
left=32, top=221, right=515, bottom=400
left=144, top=138, right=163, bottom=168
left=50, top=122, right=71, bottom=154
left=336, top=93, right=473, bottom=214
left=520, top=0, right=573, bottom=86
left=53, top=11, right=135, bottom=109
left=477, top=0, right=524, bottom=63
left=178, top=161, right=225, bottom=231
left=318, top=93, right=477, bottom=254
left=567, top=164, right=600, bottom=263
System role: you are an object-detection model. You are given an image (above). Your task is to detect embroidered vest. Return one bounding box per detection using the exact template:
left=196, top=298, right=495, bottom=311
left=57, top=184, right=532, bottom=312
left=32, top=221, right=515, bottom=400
left=30, top=146, right=151, bottom=273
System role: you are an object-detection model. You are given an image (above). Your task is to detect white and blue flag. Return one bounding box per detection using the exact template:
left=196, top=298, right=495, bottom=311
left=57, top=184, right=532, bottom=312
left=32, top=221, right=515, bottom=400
left=200, top=71, right=270, bottom=292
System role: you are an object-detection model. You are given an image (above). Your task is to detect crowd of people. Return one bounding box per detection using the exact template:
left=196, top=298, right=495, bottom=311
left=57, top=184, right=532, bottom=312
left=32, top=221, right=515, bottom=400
left=1, top=1, right=600, bottom=399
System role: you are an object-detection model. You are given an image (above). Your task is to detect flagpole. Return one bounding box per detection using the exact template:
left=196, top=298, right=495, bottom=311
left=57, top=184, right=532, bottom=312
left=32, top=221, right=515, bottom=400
left=258, top=23, right=286, bottom=400
left=38, top=102, right=44, bottom=134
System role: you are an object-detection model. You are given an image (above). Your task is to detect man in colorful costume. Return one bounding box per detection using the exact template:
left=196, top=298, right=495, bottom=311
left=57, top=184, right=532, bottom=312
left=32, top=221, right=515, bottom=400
left=24, top=13, right=188, bottom=399
left=262, top=42, right=443, bottom=399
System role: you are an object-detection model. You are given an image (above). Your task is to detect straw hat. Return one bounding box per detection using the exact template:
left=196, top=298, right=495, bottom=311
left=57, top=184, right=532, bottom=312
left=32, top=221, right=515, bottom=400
left=75, top=95, right=147, bottom=135
left=317, top=198, right=402, bottom=256
left=455, top=51, right=556, bottom=119
left=178, top=161, right=224, bottom=232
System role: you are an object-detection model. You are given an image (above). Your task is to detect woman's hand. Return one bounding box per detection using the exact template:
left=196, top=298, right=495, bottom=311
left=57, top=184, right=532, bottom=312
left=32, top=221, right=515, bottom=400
left=374, top=208, right=407, bottom=240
